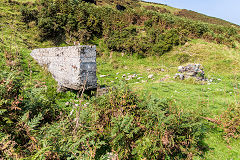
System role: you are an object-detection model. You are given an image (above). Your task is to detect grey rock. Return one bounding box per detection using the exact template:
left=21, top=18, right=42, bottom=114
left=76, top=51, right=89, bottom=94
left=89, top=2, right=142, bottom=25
left=148, top=74, right=154, bottom=79
left=31, top=45, right=97, bottom=91
left=174, top=73, right=185, bottom=80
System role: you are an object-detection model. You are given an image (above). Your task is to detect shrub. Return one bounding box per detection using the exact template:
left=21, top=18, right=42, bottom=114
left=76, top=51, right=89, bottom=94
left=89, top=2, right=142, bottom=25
left=218, top=106, right=240, bottom=143
left=204, top=105, right=240, bottom=143
left=105, top=27, right=180, bottom=56
left=0, top=71, right=23, bottom=132
left=30, top=0, right=240, bottom=54
left=0, top=69, right=60, bottom=158
left=21, top=6, right=38, bottom=24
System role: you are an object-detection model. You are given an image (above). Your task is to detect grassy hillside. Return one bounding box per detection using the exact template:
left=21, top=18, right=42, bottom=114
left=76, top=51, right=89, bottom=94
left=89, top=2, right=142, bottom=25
left=141, top=1, right=240, bottom=28
left=1, top=0, right=240, bottom=159
left=175, top=9, right=240, bottom=28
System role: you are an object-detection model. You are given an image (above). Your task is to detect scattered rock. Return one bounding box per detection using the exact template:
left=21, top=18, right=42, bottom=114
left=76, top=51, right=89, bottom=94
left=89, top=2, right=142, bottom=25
left=128, top=75, right=132, bottom=78
left=100, top=75, right=107, bottom=78
left=208, top=79, right=213, bottom=82
left=148, top=74, right=154, bottom=79
left=132, top=74, right=137, bottom=77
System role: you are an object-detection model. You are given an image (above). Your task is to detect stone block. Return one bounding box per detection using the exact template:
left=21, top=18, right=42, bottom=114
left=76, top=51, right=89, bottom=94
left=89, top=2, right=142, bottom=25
left=31, top=45, right=97, bottom=91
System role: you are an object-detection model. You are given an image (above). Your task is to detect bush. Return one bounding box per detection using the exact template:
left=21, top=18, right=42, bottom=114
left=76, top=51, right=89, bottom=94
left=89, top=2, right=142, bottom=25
left=30, top=0, right=240, bottom=54
left=218, top=106, right=240, bottom=143
left=0, top=70, right=60, bottom=158
left=0, top=71, right=23, bottom=132
left=105, top=26, right=180, bottom=56
left=21, top=6, right=38, bottom=24
left=204, top=105, right=240, bottom=143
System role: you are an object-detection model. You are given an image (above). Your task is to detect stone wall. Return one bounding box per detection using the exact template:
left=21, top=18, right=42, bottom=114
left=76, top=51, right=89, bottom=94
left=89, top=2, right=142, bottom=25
left=31, top=45, right=97, bottom=91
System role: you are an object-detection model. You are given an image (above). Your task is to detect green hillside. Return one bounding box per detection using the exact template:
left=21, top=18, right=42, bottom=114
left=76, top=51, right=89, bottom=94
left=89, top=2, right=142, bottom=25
left=1, top=0, right=240, bottom=159
left=141, top=1, right=240, bottom=28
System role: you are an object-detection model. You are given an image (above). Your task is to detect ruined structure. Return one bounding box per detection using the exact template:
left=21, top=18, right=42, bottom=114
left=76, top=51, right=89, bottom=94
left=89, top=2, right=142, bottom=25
left=31, top=46, right=97, bottom=91
left=174, top=64, right=205, bottom=81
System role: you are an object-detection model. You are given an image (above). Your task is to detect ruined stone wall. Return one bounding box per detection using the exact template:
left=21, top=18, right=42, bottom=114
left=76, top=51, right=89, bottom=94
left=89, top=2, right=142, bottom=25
left=31, top=46, right=97, bottom=90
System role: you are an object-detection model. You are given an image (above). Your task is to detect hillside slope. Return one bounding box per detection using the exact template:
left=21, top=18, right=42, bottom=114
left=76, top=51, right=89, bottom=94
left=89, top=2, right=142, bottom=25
left=141, top=1, right=240, bottom=28
left=1, top=0, right=240, bottom=159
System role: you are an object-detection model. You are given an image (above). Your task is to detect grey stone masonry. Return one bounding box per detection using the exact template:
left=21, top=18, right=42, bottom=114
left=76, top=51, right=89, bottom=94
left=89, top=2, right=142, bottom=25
left=31, top=45, right=97, bottom=91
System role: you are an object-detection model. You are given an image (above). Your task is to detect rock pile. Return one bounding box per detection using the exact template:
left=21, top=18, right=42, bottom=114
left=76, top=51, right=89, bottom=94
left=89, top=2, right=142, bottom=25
left=174, top=64, right=205, bottom=80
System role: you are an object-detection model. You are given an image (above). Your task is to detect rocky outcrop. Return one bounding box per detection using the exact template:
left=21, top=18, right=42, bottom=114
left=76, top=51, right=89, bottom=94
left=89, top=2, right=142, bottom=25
left=174, top=64, right=205, bottom=80
left=31, top=46, right=97, bottom=91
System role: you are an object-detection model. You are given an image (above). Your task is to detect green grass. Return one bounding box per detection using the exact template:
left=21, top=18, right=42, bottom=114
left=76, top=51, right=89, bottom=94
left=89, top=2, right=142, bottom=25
left=96, top=39, right=240, bottom=158
left=0, top=0, right=57, bottom=88
left=140, top=1, right=180, bottom=13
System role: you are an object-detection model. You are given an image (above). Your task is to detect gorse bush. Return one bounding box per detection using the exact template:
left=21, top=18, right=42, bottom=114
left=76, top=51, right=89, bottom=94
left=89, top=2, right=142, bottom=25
left=20, top=0, right=240, bottom=56
left=105, top=26, right=181, bottom=56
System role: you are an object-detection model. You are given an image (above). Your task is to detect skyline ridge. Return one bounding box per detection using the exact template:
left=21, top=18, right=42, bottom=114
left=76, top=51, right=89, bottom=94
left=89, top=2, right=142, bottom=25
left=143, top=0, right=240, bottom=25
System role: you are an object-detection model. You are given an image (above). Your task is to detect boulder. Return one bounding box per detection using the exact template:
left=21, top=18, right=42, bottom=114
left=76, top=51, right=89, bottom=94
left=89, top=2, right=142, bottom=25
left=31, top=45, right=98, bottom=91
